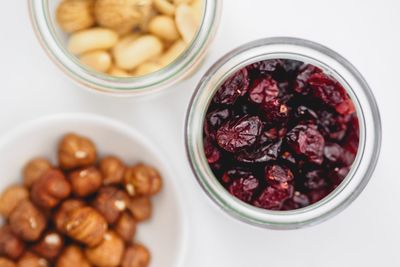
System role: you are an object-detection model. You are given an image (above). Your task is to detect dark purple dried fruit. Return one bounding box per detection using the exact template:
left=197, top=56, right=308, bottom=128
left=213, top=68, right=249, bottom=105
left=228, top=174, right=259, bottom=203
left=282, top=191, right=310, bottom=210
left=253, top=184, right=293, bottom=210
left=235, top=139, right=282, bottom=163
left=264, top=165, right=294, bottom=185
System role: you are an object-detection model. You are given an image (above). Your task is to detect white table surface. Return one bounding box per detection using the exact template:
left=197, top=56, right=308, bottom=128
left=1, top=1, right=399, bottom=266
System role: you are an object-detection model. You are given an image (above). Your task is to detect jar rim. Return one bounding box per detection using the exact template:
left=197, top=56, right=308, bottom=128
left=185, top=37, right=382, bottom=229
left=28, top=0, right=222, bottom=96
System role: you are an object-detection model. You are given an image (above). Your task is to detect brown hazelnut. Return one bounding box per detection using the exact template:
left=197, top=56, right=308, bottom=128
left=56, top=245, right=91, bottom=267
left=0, top=185, right=29, bottom=217
left=17, top=252, right=49, bottom=267
left=69, top=166, right=102, bottom=197
left=63, top=206, right=107, bottom=247
left=85, top=230, right=124, bottom=267
left=121, top=244, right=150, bottom=267
left=31, top=169, right=71, bottom=209
left=123, top=164, right=162, bottom=196
left=9, top=200, right=46, bottom=241
left=0, top=257, right=17, bottom=267
left=0, top=225, right=25, bottom=260
left=22, top=158, right=52, bottom=188
left=127, top=196, right=152, bottom=222
left=53, top=199, right=85, bottom=233
left=92, top=186, right=130, bottom=224
left=58, top=133, right=97, bottom=170
left=115, top=212, right=136, bottom=242
left=57, top=0, right=96, bottom=33
left=32, top=231, right=64, bottom=260
left=99, top=156, right=125, bottom=185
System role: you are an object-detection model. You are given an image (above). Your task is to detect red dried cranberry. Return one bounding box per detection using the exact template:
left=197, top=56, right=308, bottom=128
left=216, top=115, right=262, bottom=153
left=294, top=64, right=322, bottom=94
left=308, top=188, right=330, bottom=204
left=286, top=124, right=325, bottom=164
left=317, top=110, right=350, bottom=141
left=235, top=139, right=282, bottom=163
left=264, top=165, right=294, bottom=185
left=342, top=115, right=360, bottom=154
left=249, top=77, right=280, bottom=104
left=221, top=169, right=253, bottom=186
left=253, top=184, right=294, bottom=210
left=308, top=72, right=355, bottom=115
left=228, top=176, right=260, bottom=203
left=282, top=191, right=310, bottom=210
left=213, top=68, right=249, bottom=105
left=204, top=108, right=231, bottom=138
left=204, top=137, right=221, bottom=164
left=304, top=170, right=327, bottom=190
left=329, top=166, right=350, bottom=188
left=248, top=59, right=282, bottom=74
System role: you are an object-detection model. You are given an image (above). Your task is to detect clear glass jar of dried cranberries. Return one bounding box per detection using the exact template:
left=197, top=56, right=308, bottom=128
left=185, top=37, right=381, bottom=229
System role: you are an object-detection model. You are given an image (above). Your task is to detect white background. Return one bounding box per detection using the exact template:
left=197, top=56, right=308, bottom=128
left=0, top=0, right=399, bottom=266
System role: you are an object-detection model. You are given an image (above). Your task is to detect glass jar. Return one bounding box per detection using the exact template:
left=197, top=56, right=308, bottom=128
left=185, top=37, right=381, bottom=229
left=28, top=0, right=222, bottom=96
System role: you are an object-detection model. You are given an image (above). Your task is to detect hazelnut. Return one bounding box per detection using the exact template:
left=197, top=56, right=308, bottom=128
left=56, top=245, right=91, bottom=267
left=99, top=156, right=125, bottom=185
left=9, top=200, right=46, bottom=241
left=63, top=206, right=107, bottom=247
left=56, top=0, right=95, bottom=33
left=0, top=185, right=29, bottom=217
left=0, top=257, right=16, bottom=267
left=127, top=196, right=152, bottom=222
left=94, top=0, right=145, bottom=34
left=92, top=186, right=130, bottom=224
left=58, top=133, right=97, bottom=170
left=17, top=252, right=49, bottom=267
left=121, top=244, right=150, bottom=267
left=115, top=212, right=136, bottom=242
left=69, top=166, right=102, bottom=197
left=0, top=225, right=25, bottom=260
left=85, top=231, right=124, bottom=267
left=53, top=199, right=85, bottom=233
left=123, top=164, right=162, bottom=196
left=22, top=158, right=52, bottom=188
left=31, top=169, right=71, bottom=209
left=32, top=231, right=64, bottom=260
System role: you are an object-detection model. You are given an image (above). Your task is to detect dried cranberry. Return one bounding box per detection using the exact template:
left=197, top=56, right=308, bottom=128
left=282, top=191, right=310, bottom=210
left=264, top=165, right=294, bottom=185
left=204, top=108, right=231, bottom=138
left=317, top=110, right=350, bottom=141
left=294, top=64, right=322, bottom=94
left=304, top=170, right=327, bottom=190
left=228, top=176, right=260, bottom=203
left=248, top=59, right=282, bottom=74
left=307, top=72, right=355, bottom=115
left=280, top=151, right=297, bottom=165
left=235, top=139, right=282, bottom=163
left=286, top=125, right=325, bottom=164
left=253, top=184, right=294, bottom=210
left=329, top=166, right=350, bottom=188
left=295, top=105, right=318, bottom=122
left=342, top=115, right=360, bottom=154
left=203, top=137, right=221, bottom=164
left=221, top=169, right=253, bottom=186
left=308, top=188, right=330, bottom=204
left=213, top=68, right=249, bottom=105
left=249, top=77, right=280, bottom=104
left=216, top=116, right=262, bottom=153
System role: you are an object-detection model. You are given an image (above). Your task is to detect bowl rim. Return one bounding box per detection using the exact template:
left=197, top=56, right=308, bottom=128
left=0, top=112, right=189, bottom=267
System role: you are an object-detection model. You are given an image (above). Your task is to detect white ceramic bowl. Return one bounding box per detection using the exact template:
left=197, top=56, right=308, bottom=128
left=0, top=113, right=187, bottom=267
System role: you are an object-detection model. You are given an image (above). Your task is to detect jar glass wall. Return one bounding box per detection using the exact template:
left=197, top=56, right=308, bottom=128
left=29, top=0, right=222, bottom=96
left=185, top=37, right=381, bottom=229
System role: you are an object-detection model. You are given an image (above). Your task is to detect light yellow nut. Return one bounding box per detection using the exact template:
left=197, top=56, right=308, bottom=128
left=153, top=0, right=175, bottom=16
left=173, top=0, right=193, bottom=5
left=108, top=66, right=130, bottom=77
left=80, top=50, right=112, bottom=73
left=175, top=4, right=199, bottom=44
left=56, top=0, right=95, bottom=33
left=94, top=0, right=145, bottom=35
left=159, top=39, right=187, bottom=66
left=191, top=0, right=204, bottom=23
left=112, top=33, right=140, bottom=57
left=134, top=62, right=163, bottom=76
left=68, top=27, right=119, bottom=55
left=114, top=35, right=163, bottom=70
left=148, top=16, right=180, bottom=41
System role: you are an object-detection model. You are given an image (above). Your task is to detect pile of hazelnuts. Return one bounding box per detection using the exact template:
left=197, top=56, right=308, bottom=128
left=0, top=133, right=162, bottom=267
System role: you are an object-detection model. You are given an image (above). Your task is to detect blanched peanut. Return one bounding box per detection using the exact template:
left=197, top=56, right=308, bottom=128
left=68, top=28, right=119, bottom=55
left=114, top=35, right=163, bottom=70
left=173, top=0, right=193, bottom=5
left=112, top=34, right=140, bottom=57
left=108, top=66, right=130, bottom=77
left=148, top=16, right=180, bottom=42
left=191, top=0, right=204, bottom=23
left=154, top=0, right=175, bottom=16
left=159, top=39, right=187, bottom=66
left=134, top=62, right=163, bottom=76
left=80, top=50, right=112, bottom=72
left=175, top=4, right=198, bottom=44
